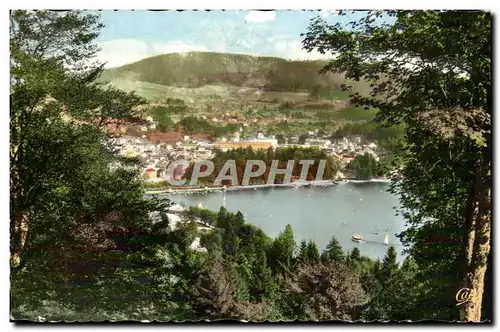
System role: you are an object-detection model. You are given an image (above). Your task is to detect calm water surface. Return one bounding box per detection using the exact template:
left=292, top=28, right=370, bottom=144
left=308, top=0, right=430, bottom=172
left=163, top=182, right=407, bottom=261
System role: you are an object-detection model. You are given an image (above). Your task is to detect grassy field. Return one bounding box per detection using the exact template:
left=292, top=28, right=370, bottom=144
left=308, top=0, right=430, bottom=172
left=330, top=107, right=378, bottom=121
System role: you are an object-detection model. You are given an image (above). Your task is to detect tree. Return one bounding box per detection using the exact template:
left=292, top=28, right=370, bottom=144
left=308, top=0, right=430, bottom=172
left=310, top=84, right=321, bottom=100
left=179, top=116, right=212, bottom=134
left=303, top=11, right=491, bottom=321
left=269, top=224, right=296, bottom=275
left=306, top=240, right=320, bottom=264
left=298, top=133, right=309, bottom=145
left=192, top=252, right=237, bottom=319
left=150, top=106, right=173, bottom=132
left=347, top=153, right=380, bottom=179
left=10, top=10, right=145, bottom=268
left=381, top=246, right=398, bottom=283
left=249, top=250, right=276, bottom=301
left=284, top=262, right=368, bottom=321
left=275, top=134, right=286, bottom=145
left=297, top=240, right=308, bottom=264
left=363, top=255, right=421, bottom=321
left=348, top=248, right=361, bottom=263
left=9, top=11, right=181, bottom=320
left=321, top=236, right=344, bottom=262
left=216, top=206, right=229, bottom=229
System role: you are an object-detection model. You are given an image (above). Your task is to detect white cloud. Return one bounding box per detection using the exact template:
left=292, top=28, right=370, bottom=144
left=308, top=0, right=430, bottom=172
left=244, top=11, right=276, bottom=23
left=274, top=41, right=288, bottom=53
left=154, top=41, right=207, bottom=55
left=275, top=40, right=334, bottom=61
left=97, top=39, right=208, bottom=68
left=319, top=10, right=341, bottom=19
left=97, top=39, right=149, bottom=68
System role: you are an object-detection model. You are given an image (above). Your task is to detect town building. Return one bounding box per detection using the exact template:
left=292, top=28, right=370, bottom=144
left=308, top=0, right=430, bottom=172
left=213, top=139, right=277, bottom=151
left=304, top=138, right=331, bottom=149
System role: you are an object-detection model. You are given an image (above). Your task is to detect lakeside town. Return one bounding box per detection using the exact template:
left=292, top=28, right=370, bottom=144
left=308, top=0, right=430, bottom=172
left=109, top=116, right=386, bottom=187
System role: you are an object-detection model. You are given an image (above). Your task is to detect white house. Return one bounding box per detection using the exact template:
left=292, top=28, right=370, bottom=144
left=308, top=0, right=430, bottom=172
left=305, top=138, right=331, bottom=149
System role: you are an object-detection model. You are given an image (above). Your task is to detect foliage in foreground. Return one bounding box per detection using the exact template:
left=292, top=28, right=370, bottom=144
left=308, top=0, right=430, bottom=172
left=303, top=10, right=491, bottom=321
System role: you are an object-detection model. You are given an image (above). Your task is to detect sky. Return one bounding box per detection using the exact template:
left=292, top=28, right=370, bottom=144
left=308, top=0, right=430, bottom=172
left=95, top=10, right=368, bottom=68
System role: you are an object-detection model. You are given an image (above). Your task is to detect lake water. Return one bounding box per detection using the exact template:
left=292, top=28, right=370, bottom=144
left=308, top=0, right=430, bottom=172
left=161, top=182, right=407, bottom=262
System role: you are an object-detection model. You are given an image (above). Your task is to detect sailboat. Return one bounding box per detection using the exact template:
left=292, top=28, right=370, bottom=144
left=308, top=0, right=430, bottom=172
left=383, top=233, right=389, bottom=245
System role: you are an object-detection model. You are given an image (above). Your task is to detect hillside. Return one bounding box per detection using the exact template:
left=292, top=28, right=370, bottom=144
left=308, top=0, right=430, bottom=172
left=99, top=52, right=368, bottom=93
left=99, top=52, right=382, bottom=139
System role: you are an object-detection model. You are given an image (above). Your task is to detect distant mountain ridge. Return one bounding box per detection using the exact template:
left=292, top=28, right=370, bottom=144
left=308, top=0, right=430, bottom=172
left=99, top=51, right=358, bottom=92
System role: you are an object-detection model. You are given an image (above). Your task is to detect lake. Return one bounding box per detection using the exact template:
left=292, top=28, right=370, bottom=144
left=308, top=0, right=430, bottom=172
left=161, top=182, right=407, bottom=262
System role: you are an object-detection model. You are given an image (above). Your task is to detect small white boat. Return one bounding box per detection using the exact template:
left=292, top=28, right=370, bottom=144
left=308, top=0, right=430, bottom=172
left=352, top=235, right=363, bottom=242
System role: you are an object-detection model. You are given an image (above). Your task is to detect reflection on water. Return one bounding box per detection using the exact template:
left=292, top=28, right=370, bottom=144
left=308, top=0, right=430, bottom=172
left=162, top=182, right=406, bottom=261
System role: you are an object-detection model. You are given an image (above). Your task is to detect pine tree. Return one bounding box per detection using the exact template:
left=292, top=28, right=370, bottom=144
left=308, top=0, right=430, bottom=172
left=284, top=262, right=368, bottom=321
left=250, top=250, right=276, bottom=301
left=382, top=246, right=399, bottom=283
left=372, top=259, right=383, bottom=282
left=321, top=236, right=344, bottom=263
left=297, top=240, right=308, bottom=264
left=234, top=211, right=245, bottom=228
left=216, top=206, right=229, bottom=229
left=348, top=247, right=361, bottom=263
left=306, top=240, right=320, bottom=264
left=269, top=224, right=295, bottom=275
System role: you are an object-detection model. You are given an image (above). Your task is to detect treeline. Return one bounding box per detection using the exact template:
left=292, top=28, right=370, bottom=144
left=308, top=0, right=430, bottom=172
left=264, top=60, right=337, bottom=92
left=179, top=116, right=239, bottom=138
left=183, top=146, right=342, bottom=186
left=332, top=122, right=406, bottom=153
left=346, top=153, right=384, bottom=179
left=147, top=110, right=239, bottom=137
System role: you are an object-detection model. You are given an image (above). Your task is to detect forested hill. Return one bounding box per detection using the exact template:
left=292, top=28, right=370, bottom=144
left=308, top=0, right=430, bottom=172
left=99, top=51, right=367, bottom=92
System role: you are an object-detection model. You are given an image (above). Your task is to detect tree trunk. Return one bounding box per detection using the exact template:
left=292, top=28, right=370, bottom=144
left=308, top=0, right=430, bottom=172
left=459, top=164, right=480, bottom=321
left=10, top=211, right=30, bottom=267
left=460, top=157, right=491, bottom=322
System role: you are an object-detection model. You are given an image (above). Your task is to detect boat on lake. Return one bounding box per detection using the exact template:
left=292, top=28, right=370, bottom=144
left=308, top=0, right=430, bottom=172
left=352, top=235, right=363, bottom=242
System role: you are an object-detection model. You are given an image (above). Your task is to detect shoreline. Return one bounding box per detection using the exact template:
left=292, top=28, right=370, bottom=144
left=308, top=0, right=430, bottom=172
left=145, top=178, right=392, bottom=196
